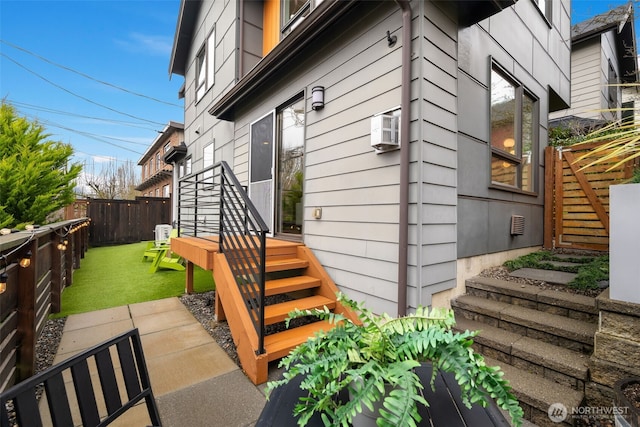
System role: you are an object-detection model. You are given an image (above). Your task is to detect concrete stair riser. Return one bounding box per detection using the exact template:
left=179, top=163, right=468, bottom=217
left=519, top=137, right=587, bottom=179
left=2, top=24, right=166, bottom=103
left=452, top=295, right=595, bottom=354
left=485, top=357, right=584, bottom=427
left=466, top=277, right=598, bottom=323
left=455, top=319, right=589, bottom=392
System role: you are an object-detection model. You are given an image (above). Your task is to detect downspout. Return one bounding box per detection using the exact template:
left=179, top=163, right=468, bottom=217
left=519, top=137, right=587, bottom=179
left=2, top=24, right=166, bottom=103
left=395, top=0, right=411, bottom=317
left=238, top=0, right=244, bottom=82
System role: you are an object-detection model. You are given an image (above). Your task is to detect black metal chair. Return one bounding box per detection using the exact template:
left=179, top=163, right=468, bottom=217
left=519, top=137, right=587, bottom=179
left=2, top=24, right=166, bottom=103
left=1, top=328, right=161, bottom=427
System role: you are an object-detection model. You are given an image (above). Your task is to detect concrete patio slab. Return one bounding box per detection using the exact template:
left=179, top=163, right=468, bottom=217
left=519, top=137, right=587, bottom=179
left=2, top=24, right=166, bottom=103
left=63, top=305, right=131, bottom=331
left=146, top=342, right=238, bottom=397
left=55, top=318, right=134, bottom=360
left=157, top=371, right=266, bottom=427
left=132, top=307, right=199, bottom=335
left=129, top=297, right=186, bottom=317
left=140, top=322, right=216, bottom=359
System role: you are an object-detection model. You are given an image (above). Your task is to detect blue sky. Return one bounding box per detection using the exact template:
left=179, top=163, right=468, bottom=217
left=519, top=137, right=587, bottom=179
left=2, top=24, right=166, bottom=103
left=0, top=0, right=183, bottom=176
left=572, top=0, right=636, bottom=23
left=0, top=0, right=636, bottom=177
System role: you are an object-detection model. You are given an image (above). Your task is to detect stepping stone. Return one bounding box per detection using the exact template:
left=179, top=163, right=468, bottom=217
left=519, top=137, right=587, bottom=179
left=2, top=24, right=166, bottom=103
left=509, top=268, right=577, bottom=285
left=544, top=260, right=580, bottom=268
left=553, top=254, right=595, bottom=261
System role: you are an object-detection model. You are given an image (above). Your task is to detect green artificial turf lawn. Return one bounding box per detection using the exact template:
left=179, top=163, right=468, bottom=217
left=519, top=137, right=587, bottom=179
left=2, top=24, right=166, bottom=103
left=52, top=241, right=215, bottom=318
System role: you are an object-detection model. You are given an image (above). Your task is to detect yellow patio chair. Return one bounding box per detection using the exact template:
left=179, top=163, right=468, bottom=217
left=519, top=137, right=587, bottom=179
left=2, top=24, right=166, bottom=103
left=148, top=247, right=185, bottom=273
left=142, top=229, right=179, bottom=261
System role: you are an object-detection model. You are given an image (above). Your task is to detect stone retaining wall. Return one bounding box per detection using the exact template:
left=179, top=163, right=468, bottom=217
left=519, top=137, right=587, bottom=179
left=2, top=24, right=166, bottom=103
left=588, top=289, right=640, bottom=407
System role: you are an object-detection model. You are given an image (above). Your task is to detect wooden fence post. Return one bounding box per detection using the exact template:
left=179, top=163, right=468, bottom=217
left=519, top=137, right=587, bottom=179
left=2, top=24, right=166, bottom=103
left=543, top=146, right=555, bottom=250
left=16, top=237, right=38, bottom=380
left=51, top=233, right=63, bottom=314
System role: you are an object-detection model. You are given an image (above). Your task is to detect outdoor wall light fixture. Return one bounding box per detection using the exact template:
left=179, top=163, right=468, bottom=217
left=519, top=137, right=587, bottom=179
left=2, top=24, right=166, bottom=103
left=312, top=86, right=325, bottom=110
left=20, top=251, right=32, bottom=268
left=386, top=30, right=397, bottom=47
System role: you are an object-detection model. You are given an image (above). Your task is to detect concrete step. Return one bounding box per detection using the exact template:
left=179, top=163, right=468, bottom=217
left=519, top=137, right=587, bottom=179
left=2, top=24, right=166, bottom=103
left=485, top=356, right=584, bottom=427
left=452, top=295, right=596, bottom=354
left=465, top=276, right=598, bottom=323
left=455, top=317, right=590, bottom=391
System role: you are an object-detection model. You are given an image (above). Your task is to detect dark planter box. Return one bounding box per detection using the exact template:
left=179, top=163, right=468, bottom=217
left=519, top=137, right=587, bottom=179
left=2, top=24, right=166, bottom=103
left=614, top=377, right=640, bottom=427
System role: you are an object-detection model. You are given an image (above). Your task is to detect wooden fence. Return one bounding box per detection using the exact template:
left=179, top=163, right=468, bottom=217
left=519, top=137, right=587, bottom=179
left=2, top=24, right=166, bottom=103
left=78, top=197, right=171, bottom=246
left=544, top=142, right=636, bottom=252
left=0, top=219, right=89, bottom=392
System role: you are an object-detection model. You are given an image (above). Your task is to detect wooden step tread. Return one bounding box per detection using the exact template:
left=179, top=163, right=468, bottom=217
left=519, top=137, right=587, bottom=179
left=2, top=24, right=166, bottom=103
left=265, top=257, right=308, bottom=272
left=265, top=320, right=334, bottom=361
left=264, top=295, right=336, bottom=325
left=265, top=276, right=321, bottom=296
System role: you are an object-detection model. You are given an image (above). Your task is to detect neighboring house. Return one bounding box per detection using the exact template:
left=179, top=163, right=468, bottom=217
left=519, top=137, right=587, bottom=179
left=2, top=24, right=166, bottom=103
left=167, top=0, right=570, bottom=316
left=136, top=121, right=184, bottom=204
left=550, top=3, right=638, bottom=129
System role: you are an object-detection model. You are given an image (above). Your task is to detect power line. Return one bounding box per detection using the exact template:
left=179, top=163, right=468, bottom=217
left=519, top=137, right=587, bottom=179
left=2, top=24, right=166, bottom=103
left=17, top=109, right=151, bottom=149
left=0, top=39, right=182, bottom=108
left=10, top=100, right=160, bottom=132
left=37, top=118, right=145, bottom=155
left=1, top=52, right=166, bottom=127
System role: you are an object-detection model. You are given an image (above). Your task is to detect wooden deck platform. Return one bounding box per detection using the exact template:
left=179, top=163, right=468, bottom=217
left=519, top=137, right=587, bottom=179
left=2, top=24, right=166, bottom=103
left=170, top=236, right=303, bottom=293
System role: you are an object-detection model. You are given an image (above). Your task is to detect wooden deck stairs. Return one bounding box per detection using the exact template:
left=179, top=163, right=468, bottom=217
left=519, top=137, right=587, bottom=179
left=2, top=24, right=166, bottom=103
left=171, top=237, right=358, bottom=385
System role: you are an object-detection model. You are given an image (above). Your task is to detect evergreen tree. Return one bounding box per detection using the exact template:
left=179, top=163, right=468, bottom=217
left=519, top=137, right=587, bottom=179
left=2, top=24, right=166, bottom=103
left=0, top=102, right=81, bottom=228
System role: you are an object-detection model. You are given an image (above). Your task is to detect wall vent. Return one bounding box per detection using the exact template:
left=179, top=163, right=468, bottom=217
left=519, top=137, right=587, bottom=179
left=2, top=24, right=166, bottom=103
left=510, top=215, right=525, bottom=235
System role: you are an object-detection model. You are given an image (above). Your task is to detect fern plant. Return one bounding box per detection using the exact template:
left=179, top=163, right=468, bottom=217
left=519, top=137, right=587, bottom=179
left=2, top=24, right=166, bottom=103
left=266, top=293, right=523, bottom=427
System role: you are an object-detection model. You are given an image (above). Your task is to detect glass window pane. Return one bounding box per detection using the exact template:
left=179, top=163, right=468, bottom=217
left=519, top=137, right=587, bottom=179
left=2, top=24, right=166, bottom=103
left=278, top=99, right=305, bottom=235
left=521, top=153, right=533, bottom=192
left=283, top=0, right=307, bottom=24
left=207, top=30, right=215, bottom=89
left=521, top=94, right=534, bottom=192
left=491, top=156, right=517, bottom=187
left=491, top=70, right=516, bottom=154
left=251, top=114, right=274, bottom=183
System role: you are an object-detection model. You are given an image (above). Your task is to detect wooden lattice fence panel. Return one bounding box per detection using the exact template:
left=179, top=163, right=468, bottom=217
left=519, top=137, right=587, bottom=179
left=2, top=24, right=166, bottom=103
left=544, top=141, right=636, bottom=251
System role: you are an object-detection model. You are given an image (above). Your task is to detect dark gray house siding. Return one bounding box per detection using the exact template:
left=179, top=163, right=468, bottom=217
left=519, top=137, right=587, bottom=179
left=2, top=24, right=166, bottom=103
left=456, top=0, right=570, bottom=259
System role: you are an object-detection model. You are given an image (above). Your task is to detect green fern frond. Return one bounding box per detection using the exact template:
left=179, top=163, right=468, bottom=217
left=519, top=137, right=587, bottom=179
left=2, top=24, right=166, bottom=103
left=268, top=293, right=523, bottom=427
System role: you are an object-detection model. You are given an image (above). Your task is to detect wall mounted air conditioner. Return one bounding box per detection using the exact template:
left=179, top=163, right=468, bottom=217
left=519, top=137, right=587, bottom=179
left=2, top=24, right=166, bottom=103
left=371, top=113, right=400, bottom=153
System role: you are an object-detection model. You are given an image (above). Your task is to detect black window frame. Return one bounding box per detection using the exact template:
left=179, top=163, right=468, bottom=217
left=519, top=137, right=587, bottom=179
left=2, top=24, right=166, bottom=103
left=489, top=62, right=539, bottom=195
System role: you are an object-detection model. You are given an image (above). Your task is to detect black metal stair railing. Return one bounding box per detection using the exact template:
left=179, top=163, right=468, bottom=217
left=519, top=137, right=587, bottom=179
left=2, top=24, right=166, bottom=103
left=177, top=161, right=269, bottom=354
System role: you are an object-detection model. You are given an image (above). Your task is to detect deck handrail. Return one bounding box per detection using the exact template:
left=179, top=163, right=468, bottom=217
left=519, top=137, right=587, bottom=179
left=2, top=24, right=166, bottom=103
left=177, top=161, right=269, bottom=354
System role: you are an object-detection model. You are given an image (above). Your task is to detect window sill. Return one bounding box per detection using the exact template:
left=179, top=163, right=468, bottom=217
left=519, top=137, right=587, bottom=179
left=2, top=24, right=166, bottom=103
left=489, top=183, right=538, bottom=197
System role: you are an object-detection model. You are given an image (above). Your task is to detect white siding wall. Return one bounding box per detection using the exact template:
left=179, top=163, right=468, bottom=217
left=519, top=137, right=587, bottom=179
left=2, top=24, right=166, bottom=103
left=550, top=29, right=621, bottom=122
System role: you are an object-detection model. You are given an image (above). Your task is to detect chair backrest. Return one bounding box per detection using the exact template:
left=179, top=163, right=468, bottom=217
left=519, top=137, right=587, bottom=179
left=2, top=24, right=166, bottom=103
left=0, top=328, right=161, bottom=427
